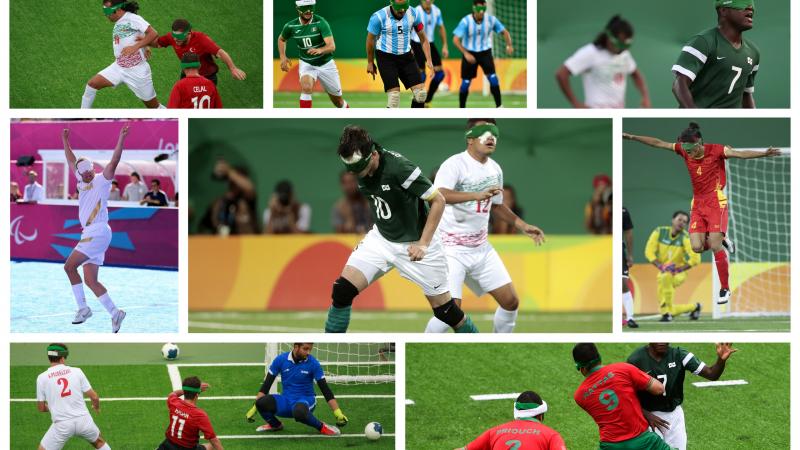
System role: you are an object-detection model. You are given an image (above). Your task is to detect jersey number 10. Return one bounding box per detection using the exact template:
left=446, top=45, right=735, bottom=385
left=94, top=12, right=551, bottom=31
left=371, top=195, right=393, bottom=220
left=191, top=95, right=212, bottom=109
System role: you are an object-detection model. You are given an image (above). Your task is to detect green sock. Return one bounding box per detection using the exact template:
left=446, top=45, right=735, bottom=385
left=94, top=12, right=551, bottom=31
left=454, top=315, right=479, bottom=333
left=325, top=306, right=352, bottom=333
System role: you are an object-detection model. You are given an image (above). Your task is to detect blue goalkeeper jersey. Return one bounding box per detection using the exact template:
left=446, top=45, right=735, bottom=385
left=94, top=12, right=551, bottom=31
left=368, top=6, right=423, bottom=54
left=453, top=13, right=505, bottom=52
left=268, top=352, right=325, bottom=399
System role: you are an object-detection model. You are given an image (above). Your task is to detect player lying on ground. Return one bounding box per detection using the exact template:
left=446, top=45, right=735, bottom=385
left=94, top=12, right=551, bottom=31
left=622, top=206, right=638, bottom=328
left=325, top=125, right=478, bottom=333
left=623, top=122, right=780, bottom=304
left=62, top=126, right=128, bottom=333
left=37, top=344, right=110, bottom=450
left=82, top=1, right=165, bottom=109
left=278, top=0, right=348, bottom=108
left=645, top=211, right=701, bottom=322
left=573, top=343, right=674, bottom=450
left=410, top=0, right=449, bottom=107
left=168, top=52, right=223, bottom=108
left=425, top=119, right=544, bottom=333
left=246, top=343, right=347, bottom=436
left=157, top=376, right=223, bottom=450
left=455, top=390, right=566, bottom=450
left=628, top=343, right=737, bottom=450
left=672, top=0, right=759, bottom=108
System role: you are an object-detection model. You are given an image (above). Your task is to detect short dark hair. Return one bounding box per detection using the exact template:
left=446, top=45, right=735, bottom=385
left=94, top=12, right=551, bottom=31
left=338, top=125, right=376, bottom=159
left=130, top=172, right=140, bottom=180
left=679, top=122, right=702, bottom=142
left=275, top=180, right=293, bottom=194
left=182, top=376, right=201, bottom=400
left=105, top=0, right=139, bottom=14
left=172, top=18, right=191, bottom=32
left=466, top=118, right=497, bottom=130
left=573, top=343, right=601, bottom=369
left=111, top=180, right=119, bottom=185
left=181, top=52, right=200, bottom=65
left=673, top=210, right=689, bottom=220
left=151, top=179, right=161, bottom=186
left=474, top=0, right=487, bottom=5
left=594, top=15, right=633, bottom=48
left=48, top=343, right=68, bottom=363
left=516, top=390, right=543, bottom=405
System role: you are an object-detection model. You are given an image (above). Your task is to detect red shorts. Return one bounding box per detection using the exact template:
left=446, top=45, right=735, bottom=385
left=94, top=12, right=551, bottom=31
left=689, top=197, right=728, bottom=234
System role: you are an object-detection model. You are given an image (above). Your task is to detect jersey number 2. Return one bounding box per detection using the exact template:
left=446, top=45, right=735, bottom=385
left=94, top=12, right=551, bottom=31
left=505, top=440, right=522, bottom=450
left=191, top=95, right=212, bottom=109
left=170, top=414, right=186, bottom=439
left=57, top=378, right=72, bottom=398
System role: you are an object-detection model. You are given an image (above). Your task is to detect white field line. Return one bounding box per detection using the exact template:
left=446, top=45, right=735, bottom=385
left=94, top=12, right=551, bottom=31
left=11, top=394, right=394, bottom=402
left=692, top=379, right=749, bottom=388
left=470, top=393, right=520, bottom=401
left=167, top=363, right=182, bottom=390
left=172, top=362, right=394, bottom=367
left=217, top=433, right=395, bottom=439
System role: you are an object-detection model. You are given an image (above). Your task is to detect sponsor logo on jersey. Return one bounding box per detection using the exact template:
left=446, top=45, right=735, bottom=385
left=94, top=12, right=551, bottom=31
left=668, top=362, right=677, bottom=368
left=747, top=57, right=753, bottom=65
left=381, top=185, right=391, bottom=191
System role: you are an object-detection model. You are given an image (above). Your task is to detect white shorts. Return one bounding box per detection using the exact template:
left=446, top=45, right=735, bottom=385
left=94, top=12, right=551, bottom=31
left=346, top=226, right=449, bottom=296
left=650, top=405, right=687, bottom=450
left=444, top=242, right=512, bottom=299
left=98, top=61, right=157, bottom=101
left=41, top=416, right=100, bottom=450
left=74, top=224, right=112, bottom=266
left=299, top=59, right=343, bottom=96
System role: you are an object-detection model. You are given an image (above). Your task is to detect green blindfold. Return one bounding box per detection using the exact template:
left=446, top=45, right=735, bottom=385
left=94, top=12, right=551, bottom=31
left=297, top=5, right=315, bottom=13
left=473, top=5, right=488, bottom=13
left=341, top=150, right=373, bottom=173
left=607, top=31, right=632, bottom=50
left=172, top=25, right=192, bottom=41
left=715, top=0, right=754, bottom=10
left=575, top=357, right=601, bottom=370
left=465, top=123, right=500, bottom=139
left=47, top=344, right=69, bottom=358
left=103, top=2, right=127, bottom=16
left=681, top=140, right=704, bottom=152
left=391, top=0, right=408, bottom=13
left=181, top=61, right=201, bottom=70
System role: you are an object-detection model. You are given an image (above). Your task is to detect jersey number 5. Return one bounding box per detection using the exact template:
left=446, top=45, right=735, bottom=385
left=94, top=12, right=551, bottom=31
left=57, top=378, right=72, bottom=398
left=397, top=25, right=404, bottom=35
left=170, top=414, right=186, bottom=439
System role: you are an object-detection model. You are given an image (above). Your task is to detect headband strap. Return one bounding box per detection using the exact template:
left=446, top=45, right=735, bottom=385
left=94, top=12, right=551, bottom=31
left=172, top=24, right=192, bottom=40
left=103, top=2, right=127, bottom=16
left=575, top=357, right=601, bottom=370
left=181, top=61, right=201, bottom=69
left=514, top=401, right=548, bottom=419
left=182, top=386, right=202, bottom=393
left=341, top=148, right=374, bottom=173
left=47, top=345, right=68, bottom=357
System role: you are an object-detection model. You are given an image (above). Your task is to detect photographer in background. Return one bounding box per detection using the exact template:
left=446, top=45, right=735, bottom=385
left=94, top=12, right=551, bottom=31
left=263, top=180, right=312, bottom=234
left=199, top=159, right=258, bottom=235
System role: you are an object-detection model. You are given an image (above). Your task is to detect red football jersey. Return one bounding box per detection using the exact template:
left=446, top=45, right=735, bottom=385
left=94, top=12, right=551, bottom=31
left=157, top=31, right=221, bottom=77
left=164, top=393, right=217, bottom=448
left=673, top=143, right=728, bottom=199
left=168, top=76, right=223, bottom=109
left=466, top=419, right=567, bottom=450
left=574, top=362, right=652, bottom=443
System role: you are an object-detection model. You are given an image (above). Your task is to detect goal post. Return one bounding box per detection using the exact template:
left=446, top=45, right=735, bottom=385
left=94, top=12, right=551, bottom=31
left=483, top=0, right=527, bottom=96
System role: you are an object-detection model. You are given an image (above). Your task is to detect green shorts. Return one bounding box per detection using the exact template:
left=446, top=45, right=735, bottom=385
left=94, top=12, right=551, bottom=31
left=599, top=431, right=675, bottom=450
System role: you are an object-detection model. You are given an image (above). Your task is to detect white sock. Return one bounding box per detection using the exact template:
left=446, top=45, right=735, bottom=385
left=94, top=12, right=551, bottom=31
left=81, top=85, right=97, bottom=109
left=493, top=306, right=518, bottom=333
left=98, top=444, right=111, bottom=450
left=338, top=99, right=348, bottom=108
left=424, top=317, right=450, bottom=333
left=300, top=93, right=312, bottom=101
left=157, top=103, right=166, bottom=109
left=623, top=291, right=635, bottom=320
left=71, top=283, right=88, bottom=309
left=98, top=293, right=118, bottom=316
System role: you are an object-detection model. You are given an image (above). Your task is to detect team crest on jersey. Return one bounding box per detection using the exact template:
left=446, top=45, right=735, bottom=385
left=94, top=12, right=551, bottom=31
left=668, top=362, right=677, bottom=368
left=747, top=57, right=753, bottom=65
left=381, top=185, right=391, bottom=191
left=312, top=27, right=317, bottom=32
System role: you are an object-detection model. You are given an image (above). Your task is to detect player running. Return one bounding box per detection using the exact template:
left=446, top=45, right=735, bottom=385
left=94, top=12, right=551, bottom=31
left=168, top=53, right=223, bottom=109
left=453, top=0, right=513, bottom=108
left=82, top=1, right=165, bottom=109
left=455, top=390, right=566, bottom=450
left=367, top=0, right=434, bottom=108
left=62, top=126, right=128, bottom=333
left=622, top=206, right=638, bottom=328
left=645, top=211, right=702, bottom=322
left=628, top=343, right=737, bottom=450
left=157, top=376, right=224, bottom=450
left=246, top=343, right=347, bottom=436
left=623, top=122, right=780, bottom=304
left=37, top=344, right=110, bottom=450
left=411, top=0, right=449, bottom=107
left=672, top=0, right=759, bottom=108
left=278, top=0, right=348, bottom=108
left=424, top=119, right=545, bottom=334
left=325, top=125, right=478, bottom=333
left=573, top=343, right=673, bottom=450
left=556, top=15, right=651, bottom=108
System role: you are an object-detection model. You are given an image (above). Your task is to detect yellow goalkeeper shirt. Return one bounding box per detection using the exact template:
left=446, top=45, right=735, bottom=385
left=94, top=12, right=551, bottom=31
left=645, top=226, right=701, bottom=268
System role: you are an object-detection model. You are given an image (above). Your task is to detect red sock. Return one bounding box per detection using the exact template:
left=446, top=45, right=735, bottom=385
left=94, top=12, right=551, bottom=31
left=299, top=100, right=312, bottom=108
left=714, top=250, right=729, bottom=289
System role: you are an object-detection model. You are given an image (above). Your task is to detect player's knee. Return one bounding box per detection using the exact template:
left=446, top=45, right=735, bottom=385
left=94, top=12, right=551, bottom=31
left=691, top=243, right=704, bottom=253
left=413, top=87, right=427, bottom=103
left=504, top=295, right=519, bottom=311
left=432, top=71, right=445, bottom=83
left=460, top=79, right=471, bottom=93
left=332, top=276, right=359, bottom=308
left=432, top=299, right=466, bottom=327
left=256, top=395, right=277, bottom=413
left=386, top=90, right=401, bottom=108
left=292, top=403, right=309, bottom=422
left=488, top=73, right=500, bottom=87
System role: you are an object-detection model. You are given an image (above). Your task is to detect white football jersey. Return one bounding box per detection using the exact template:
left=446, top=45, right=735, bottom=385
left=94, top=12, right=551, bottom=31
left=76, top=171, right=112, bottom=229
left=112, top=12, right=150, bottom=68
left=435, top=151, right=503, bottom=248
left=36, top=365, right=93, bottom=422
left=564, top=43, right=637, bottom=108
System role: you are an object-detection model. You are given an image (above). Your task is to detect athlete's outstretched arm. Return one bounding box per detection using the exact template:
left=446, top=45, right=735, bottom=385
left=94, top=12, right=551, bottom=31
left=317, top=378, right=348, bottom=426
left=622, top=132, right=673, bottom=151
left=408, top=191, right=445, bottom=261
left=103, top=125, right=130, bottom=180
left=216, top=49, right=247, bottom=80
left=62, top=128, right=77, bottom=170
left=439, top=187, right=501, bottom=204
left=672, top=74, right=696, bottom=108
left=725, top=146, right=781, bottom=159
left=699, top=343, right=737, bottom=381
left=307, top=36, right=336, bottom=57
left=491, top=204, right=545, bottom=245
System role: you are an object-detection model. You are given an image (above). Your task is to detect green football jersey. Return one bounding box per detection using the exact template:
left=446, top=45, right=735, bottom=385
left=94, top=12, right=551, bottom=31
left=280, top=15, right=334, bottom=66
left=673, top=27, right=760, bottom=108
left=357, top=148, right=437, bottom=243
left=627, top=345, right=706, bottom=412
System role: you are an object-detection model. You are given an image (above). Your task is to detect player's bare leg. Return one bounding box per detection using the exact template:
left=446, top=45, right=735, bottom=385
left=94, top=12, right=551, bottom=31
left=91, top=435, right=110, bottom=449
left=64, top=250, right=92, bottom=323
left=488, top=283, right=519, bottom=333
left=386, top=87, right=401, bottom=108
left=82, top=74, right=114, bottom=108
left=299, top=74, right=316, bottom=108
left=84, top=263, right=126, bottom=332
left=410, top=82, right=427, bottom=108
left=327, top=93, right=348, bottom=108
left=142, top=96, right=165, bottom=109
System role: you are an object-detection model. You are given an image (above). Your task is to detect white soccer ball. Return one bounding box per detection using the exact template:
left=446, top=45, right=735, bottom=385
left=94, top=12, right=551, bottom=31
left=364, top=421, right=383, bottom=440
left=161, top=343, right=180, bottom=360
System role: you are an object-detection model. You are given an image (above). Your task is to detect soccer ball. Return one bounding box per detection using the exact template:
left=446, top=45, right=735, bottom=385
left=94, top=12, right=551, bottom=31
left=364, top=422, right=383, bottom=440
left=161, top=343, right=180, bottom=360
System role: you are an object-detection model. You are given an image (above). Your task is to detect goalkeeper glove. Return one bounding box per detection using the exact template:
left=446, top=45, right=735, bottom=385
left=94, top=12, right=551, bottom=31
left=333, top=408, right=348, bottom=427
left=246, top=403, right=258, bottom=423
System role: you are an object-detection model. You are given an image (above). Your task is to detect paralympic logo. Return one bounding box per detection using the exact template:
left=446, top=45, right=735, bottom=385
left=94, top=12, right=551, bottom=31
left=10, top=216, right=38, bottom=245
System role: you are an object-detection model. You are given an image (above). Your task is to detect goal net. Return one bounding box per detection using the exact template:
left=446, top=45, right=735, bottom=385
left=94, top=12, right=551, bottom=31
left=485, top=0, right=527, bottom=95
left=713, top=148, right=791, bottom=318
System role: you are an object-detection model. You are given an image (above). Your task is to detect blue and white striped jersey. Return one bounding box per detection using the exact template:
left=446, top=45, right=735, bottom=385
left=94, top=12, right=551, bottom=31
left=367, top=6, right=423, bottom=55
left=411, top=4, right=443, bottom=44
left=453, top=13, right=505, bottom=52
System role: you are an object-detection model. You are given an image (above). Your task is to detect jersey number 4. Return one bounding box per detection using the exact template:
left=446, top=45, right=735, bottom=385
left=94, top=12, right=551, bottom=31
left=57, top=378, right=72, bottom=398
left=170, top=414, right=186, bottom=439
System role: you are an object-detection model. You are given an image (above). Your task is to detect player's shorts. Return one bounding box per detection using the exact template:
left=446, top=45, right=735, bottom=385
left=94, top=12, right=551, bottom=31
left=156, top=438, right=206, bottom=450
left=411, top=40, right=443, bottom=69
left=298, top=59, right=343, bottom=96
left=180, top=70, right=218, bottom=85
left=272, top=394, right=317, bottom=418
left=40, top=416, right=100, bottom=450
left=599, top=431, right=674, bottom=450
left=689, top=196, right=728, bottom=234
left=74, top=224, right=112, bottom=266
left=346, top=226, right=449, bottom=296
left=375, top=50, right=424, bottom=91
left=461, top=49, right=497, bottom=80
left=651, top=406, right=687, bottom=450
left=444, top=242, right=512, bottom=299
left=98, top=61, right=157, bottom=101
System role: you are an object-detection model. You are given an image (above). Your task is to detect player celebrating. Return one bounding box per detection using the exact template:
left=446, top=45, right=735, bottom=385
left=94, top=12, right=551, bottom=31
left=157, top=376, right=224, bottom=450
left=82, top=1, right=165, bottom=109
left=623, top=122, right=781, bottom=304
left=278, top=0, right=348, bottom=108
left=411, top=0, right=449, bottom=107
left=37, top=344, right=111, bottom=450
left=556, top=15, right=651, bottom=108
left=455, top=391, right=566, bottom=450
left=62, top=126, right=128, bottom=333
left=168, top=53, right=223, bottom=109
left=367, top=0, right=434, bottom=108
left=573, top=343, right=672, bottom=450
left=452, top=0, right=513, bottom=108
left=622, top=206, right=638, bottom=328
left=628, top=343, right=737, bottom=450
left=247, top=343, right=346, bottom=436
left=424, top=119, right=545, bottom=334
left=325, top=125, right=478, bottom=333
left=645, top=211, right=702, bottom=322
left=672, top=0, right=759, bottom=108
